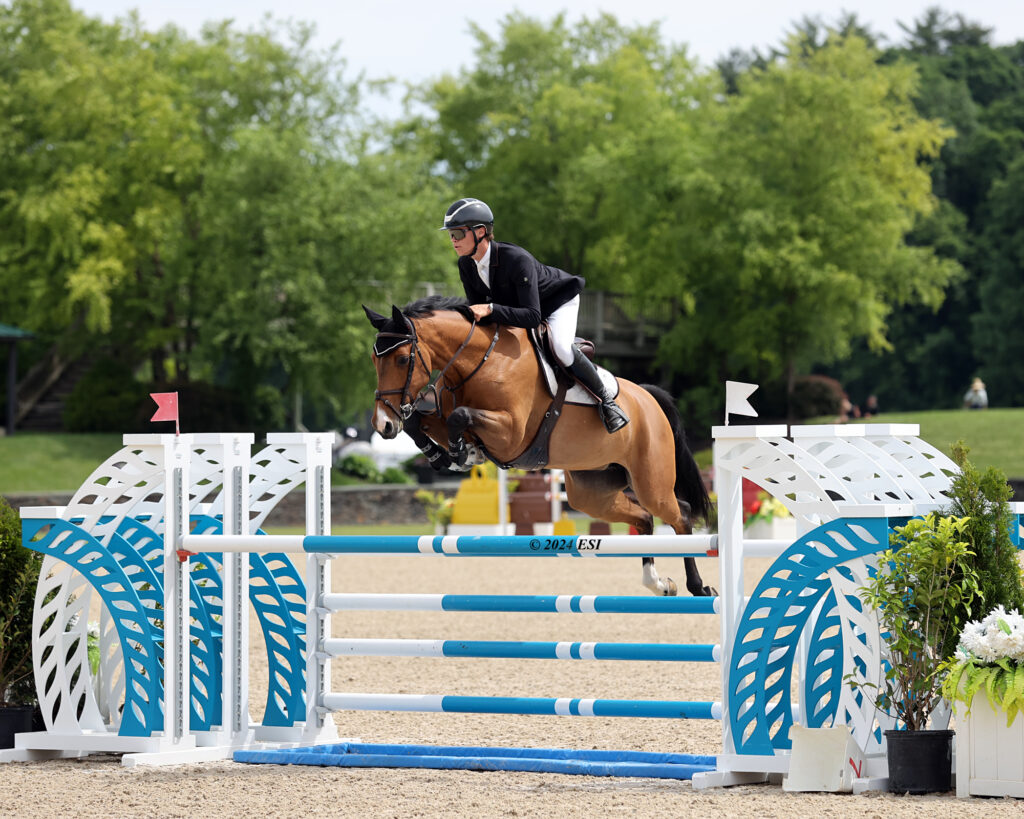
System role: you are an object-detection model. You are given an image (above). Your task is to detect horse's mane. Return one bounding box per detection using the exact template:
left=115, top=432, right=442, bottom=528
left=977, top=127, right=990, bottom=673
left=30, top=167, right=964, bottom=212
left=402, top=294, right=470, bottom=319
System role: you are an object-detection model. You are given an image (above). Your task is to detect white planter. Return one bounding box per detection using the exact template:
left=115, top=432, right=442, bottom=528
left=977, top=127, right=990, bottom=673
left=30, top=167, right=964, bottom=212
left=744, top=516, right=797, bottom=541
left=955, top=693, right=1024, bottom=798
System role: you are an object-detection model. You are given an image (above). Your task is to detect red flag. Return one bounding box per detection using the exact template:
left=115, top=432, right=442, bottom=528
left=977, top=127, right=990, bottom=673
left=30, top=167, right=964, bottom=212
left=150, top=392, right=180, bottom=435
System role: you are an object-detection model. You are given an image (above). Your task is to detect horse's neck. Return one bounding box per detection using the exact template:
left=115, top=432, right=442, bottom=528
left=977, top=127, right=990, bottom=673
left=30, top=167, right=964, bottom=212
left=418, top=316, right=538, bottom=403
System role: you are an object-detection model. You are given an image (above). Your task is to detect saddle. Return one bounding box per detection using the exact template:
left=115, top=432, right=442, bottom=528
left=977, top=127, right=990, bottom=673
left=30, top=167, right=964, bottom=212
left=528, top=326, right=620, bottom=405
left=471, top=327, right=619, bottom=471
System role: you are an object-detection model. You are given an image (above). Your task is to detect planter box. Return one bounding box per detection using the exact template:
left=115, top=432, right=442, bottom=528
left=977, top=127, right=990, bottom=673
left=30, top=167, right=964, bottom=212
left=955, top=693, right=1024, bottom=798
left=744, top=516, right=796, bottom=541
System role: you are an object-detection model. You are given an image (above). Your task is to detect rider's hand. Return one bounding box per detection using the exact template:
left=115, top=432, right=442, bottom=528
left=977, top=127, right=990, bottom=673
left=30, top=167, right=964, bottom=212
left=469, top=303, right=493, bottom=321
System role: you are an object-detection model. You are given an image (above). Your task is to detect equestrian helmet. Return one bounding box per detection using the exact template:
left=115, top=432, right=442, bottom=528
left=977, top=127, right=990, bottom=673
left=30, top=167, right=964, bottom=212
left=439, top=198, right=494, bottom=231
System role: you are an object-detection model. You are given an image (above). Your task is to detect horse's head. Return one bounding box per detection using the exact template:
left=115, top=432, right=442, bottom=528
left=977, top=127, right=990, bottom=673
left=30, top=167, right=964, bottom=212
left=365, top=297, right=476, bottom=438
left=364, top=304, right=428, bottom=438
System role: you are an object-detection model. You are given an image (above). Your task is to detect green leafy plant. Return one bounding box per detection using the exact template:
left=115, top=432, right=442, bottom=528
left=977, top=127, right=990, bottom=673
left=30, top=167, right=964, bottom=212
left=87, top=621, right=100, bottom=676
left=941, top=442, right=1024, bottom=657
left=381, top=466, right=413, bottom=485
left=942, top=606, right=1024, bottom=726
left=849, top=513, right=981, bottom=731
left=414, top=489, right=455, bottom=530
left=337, top=453, right=382, bottom=483
left=0, top=496, right=41, bottom=707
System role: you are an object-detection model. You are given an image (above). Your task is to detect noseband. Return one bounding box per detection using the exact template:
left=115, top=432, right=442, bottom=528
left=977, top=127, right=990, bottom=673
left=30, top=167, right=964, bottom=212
left=373, top=313, right=499, bottom=423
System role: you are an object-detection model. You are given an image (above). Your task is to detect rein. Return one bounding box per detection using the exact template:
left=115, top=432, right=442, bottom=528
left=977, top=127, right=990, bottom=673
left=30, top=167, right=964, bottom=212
left=373, top=313, right=499, bottom=422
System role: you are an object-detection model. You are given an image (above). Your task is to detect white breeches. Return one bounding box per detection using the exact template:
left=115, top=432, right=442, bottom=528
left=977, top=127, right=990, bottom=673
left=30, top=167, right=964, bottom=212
left=545, top=295, right=580, bottom=367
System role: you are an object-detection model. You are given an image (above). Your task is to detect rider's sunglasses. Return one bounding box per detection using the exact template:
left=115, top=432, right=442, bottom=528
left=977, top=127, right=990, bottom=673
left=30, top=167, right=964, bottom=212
left=447, top=227, right=476, bottom=241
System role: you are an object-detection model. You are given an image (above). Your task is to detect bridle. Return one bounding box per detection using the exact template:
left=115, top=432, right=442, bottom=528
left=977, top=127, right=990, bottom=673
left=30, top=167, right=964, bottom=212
left=373, top=312, right=500, bottom=423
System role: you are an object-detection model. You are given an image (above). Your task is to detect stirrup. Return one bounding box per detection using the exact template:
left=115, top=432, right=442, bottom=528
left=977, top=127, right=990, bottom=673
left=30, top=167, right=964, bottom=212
left=599, top=402, right=629, bottom=433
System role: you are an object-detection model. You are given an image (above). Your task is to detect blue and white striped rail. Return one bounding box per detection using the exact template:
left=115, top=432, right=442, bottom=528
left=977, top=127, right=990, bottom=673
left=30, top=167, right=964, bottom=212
left=233, top=742, right=719, bottom=780
left=320, top=693, right=722, bottom=720
left=182, top=532, right=719, bottom=557
left=322, top=638, right=720, bottom=662
left=321, top=593, right=720, bottom=614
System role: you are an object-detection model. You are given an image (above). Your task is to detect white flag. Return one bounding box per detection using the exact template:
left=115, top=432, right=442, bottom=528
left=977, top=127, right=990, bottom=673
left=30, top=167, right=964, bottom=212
left=725, top=381, right=759, bottom=424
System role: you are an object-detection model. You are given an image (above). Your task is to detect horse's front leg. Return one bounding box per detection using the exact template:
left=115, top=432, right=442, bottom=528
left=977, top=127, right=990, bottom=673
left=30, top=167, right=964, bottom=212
left=445, top=406, right=516, bottom=468
left=446, top=407, right=474, bottom=467
left=403, top=412, right=453, bottom=471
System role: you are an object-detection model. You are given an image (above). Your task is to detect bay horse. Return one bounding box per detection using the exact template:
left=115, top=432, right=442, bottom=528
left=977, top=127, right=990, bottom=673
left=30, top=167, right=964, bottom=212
left=364, top=296, right=714, bottom=597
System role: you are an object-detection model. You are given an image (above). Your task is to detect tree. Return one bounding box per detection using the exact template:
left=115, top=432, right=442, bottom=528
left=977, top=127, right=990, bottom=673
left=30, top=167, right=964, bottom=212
left=0, top=0, right=454, bottom=424
left=972, top=155, right=1024, bottom=406
left=409, top=12, right=717, bottom=287
left=657, top=35, right=959, bottom=418
left=826, top=13, right=1024, bottom=411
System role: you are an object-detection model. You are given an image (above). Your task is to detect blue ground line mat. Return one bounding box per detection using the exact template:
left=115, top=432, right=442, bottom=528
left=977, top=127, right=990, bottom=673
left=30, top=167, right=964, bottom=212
left=233, top=742, right=717, bottom=780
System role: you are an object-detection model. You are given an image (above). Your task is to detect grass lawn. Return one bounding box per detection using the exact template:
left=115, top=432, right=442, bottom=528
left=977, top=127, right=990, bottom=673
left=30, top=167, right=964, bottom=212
left=1, top=407, right=1022, bottom=494
left=819, top=408, right=1024, bottom=477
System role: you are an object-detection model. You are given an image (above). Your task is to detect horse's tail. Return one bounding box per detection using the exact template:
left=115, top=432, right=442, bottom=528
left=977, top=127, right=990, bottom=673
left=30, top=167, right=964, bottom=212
left=641, top=384, right=712, bottom=525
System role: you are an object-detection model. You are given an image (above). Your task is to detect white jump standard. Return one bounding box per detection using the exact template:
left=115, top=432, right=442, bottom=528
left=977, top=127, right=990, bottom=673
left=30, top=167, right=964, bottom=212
left=3, top=418, right=1016, bottom=791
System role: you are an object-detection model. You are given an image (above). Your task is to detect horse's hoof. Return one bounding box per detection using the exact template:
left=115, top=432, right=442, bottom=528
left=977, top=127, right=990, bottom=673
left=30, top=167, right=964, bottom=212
left=691, top=585, right=717, bottom=597
left=663, top=578, right=678, bottom=597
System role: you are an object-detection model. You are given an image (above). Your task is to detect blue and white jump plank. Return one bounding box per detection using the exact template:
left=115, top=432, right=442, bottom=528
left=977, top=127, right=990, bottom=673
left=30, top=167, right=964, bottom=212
left=322, top=638, right=720, bottom=662
left=319, top=693, right=723, bottom=720
left=182, top=532, right=719, bottom=557
left=233, top=742, right=718, bottom=780
left=321, top=593, right=720, bottom=614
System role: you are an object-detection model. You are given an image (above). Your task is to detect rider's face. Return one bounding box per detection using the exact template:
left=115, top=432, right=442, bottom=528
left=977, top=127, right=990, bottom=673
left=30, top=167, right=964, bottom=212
left=449, top=226, right=484, bottom=257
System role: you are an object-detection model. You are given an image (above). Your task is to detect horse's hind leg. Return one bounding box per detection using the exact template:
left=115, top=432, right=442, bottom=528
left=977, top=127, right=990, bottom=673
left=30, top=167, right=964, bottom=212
left=629, top=480, right=716, bottom=597
left=564, top=470, right=678, bottom=596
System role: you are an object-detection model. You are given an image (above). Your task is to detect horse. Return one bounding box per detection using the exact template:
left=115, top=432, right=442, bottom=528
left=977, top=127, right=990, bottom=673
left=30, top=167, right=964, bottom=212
left=363, top=296, right=714, bottom=597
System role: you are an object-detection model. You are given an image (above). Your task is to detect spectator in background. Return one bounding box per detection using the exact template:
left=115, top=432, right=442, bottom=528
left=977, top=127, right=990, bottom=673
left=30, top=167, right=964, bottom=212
left=863, top=395, right=879, bottom=418
left=963, top=378, right=989, bottom=410
left=837, top=394, right=858, bottom=423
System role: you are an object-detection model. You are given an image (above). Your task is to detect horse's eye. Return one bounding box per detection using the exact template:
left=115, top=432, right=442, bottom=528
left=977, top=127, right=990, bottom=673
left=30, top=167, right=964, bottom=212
left=395, top=355, right=410, bottom=366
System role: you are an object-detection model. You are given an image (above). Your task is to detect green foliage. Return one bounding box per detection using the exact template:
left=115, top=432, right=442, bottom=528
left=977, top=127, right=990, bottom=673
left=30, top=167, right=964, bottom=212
left=666, top=34, right=959, bottom=415
left=791, top=376, right=845, bottom=420
left=336, top=454, right=381, bottom=483
left=825, top=12, right=1024, bottom=412
left=941, top=606, right=1024, bottom=726
left=973, top=155, right=1024, bottom=407
left=851, top=513, right=980, bottom=730
left=381, top=466, right=413, bottom=485
left=0, top=0, right=452, bottom=425
left=941, top=442, right=1024, bottom=655
left=944, top=657, right=1024, bottom=727
left=414, top=488, right=455, bottom=529
left=62, top=359, right=149, bottom=432
left=0, top=496, right=41, bottom=706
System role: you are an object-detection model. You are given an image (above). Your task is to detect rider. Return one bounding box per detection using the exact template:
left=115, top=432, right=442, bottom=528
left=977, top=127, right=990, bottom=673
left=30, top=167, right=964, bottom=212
left=440, top=197, right=628, bottom=434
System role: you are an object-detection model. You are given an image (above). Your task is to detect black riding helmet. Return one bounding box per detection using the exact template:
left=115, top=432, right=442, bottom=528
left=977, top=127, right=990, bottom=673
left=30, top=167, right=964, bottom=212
left=439, top=198, right=494, bottom=232
left=440, top=198, right=494, bottom=257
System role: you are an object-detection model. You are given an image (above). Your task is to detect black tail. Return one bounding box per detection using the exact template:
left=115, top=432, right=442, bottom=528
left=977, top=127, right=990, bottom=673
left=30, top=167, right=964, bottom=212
left=641, top=384, right=711, bottom=524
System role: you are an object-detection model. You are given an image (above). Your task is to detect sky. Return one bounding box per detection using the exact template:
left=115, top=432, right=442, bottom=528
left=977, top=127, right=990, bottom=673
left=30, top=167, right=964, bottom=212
left=72, top=0, right=1024, bottom=116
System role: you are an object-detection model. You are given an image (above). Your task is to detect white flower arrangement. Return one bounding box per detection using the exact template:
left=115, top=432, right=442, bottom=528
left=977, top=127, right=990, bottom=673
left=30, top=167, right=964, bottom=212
left=942, top=605, right=1024, bottom=725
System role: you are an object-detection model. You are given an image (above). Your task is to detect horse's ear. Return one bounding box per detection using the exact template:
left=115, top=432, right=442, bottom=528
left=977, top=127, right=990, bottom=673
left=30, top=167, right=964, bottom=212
left=363, top=305, right=389, bottom=330
left=391, top=304, right=409, bottom=330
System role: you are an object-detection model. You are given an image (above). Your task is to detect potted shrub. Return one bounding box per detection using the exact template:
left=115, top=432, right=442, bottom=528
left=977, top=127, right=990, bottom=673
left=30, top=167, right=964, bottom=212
left=851, top=512, right=980, bottom=794
left=941, top=443, right=1024, bottom=657
left=0, top=496, right=41, bottom=748
left=941, top=605, right=1024, bottom=798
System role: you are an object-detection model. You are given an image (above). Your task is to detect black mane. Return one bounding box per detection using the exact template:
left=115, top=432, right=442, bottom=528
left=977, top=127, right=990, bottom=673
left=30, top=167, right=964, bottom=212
left=402, top=294, right=470, bottom=318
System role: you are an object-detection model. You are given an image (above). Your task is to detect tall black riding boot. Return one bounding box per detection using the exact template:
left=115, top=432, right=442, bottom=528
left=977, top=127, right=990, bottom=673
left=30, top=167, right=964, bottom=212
left=566, top=347, right=629, bottom=433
